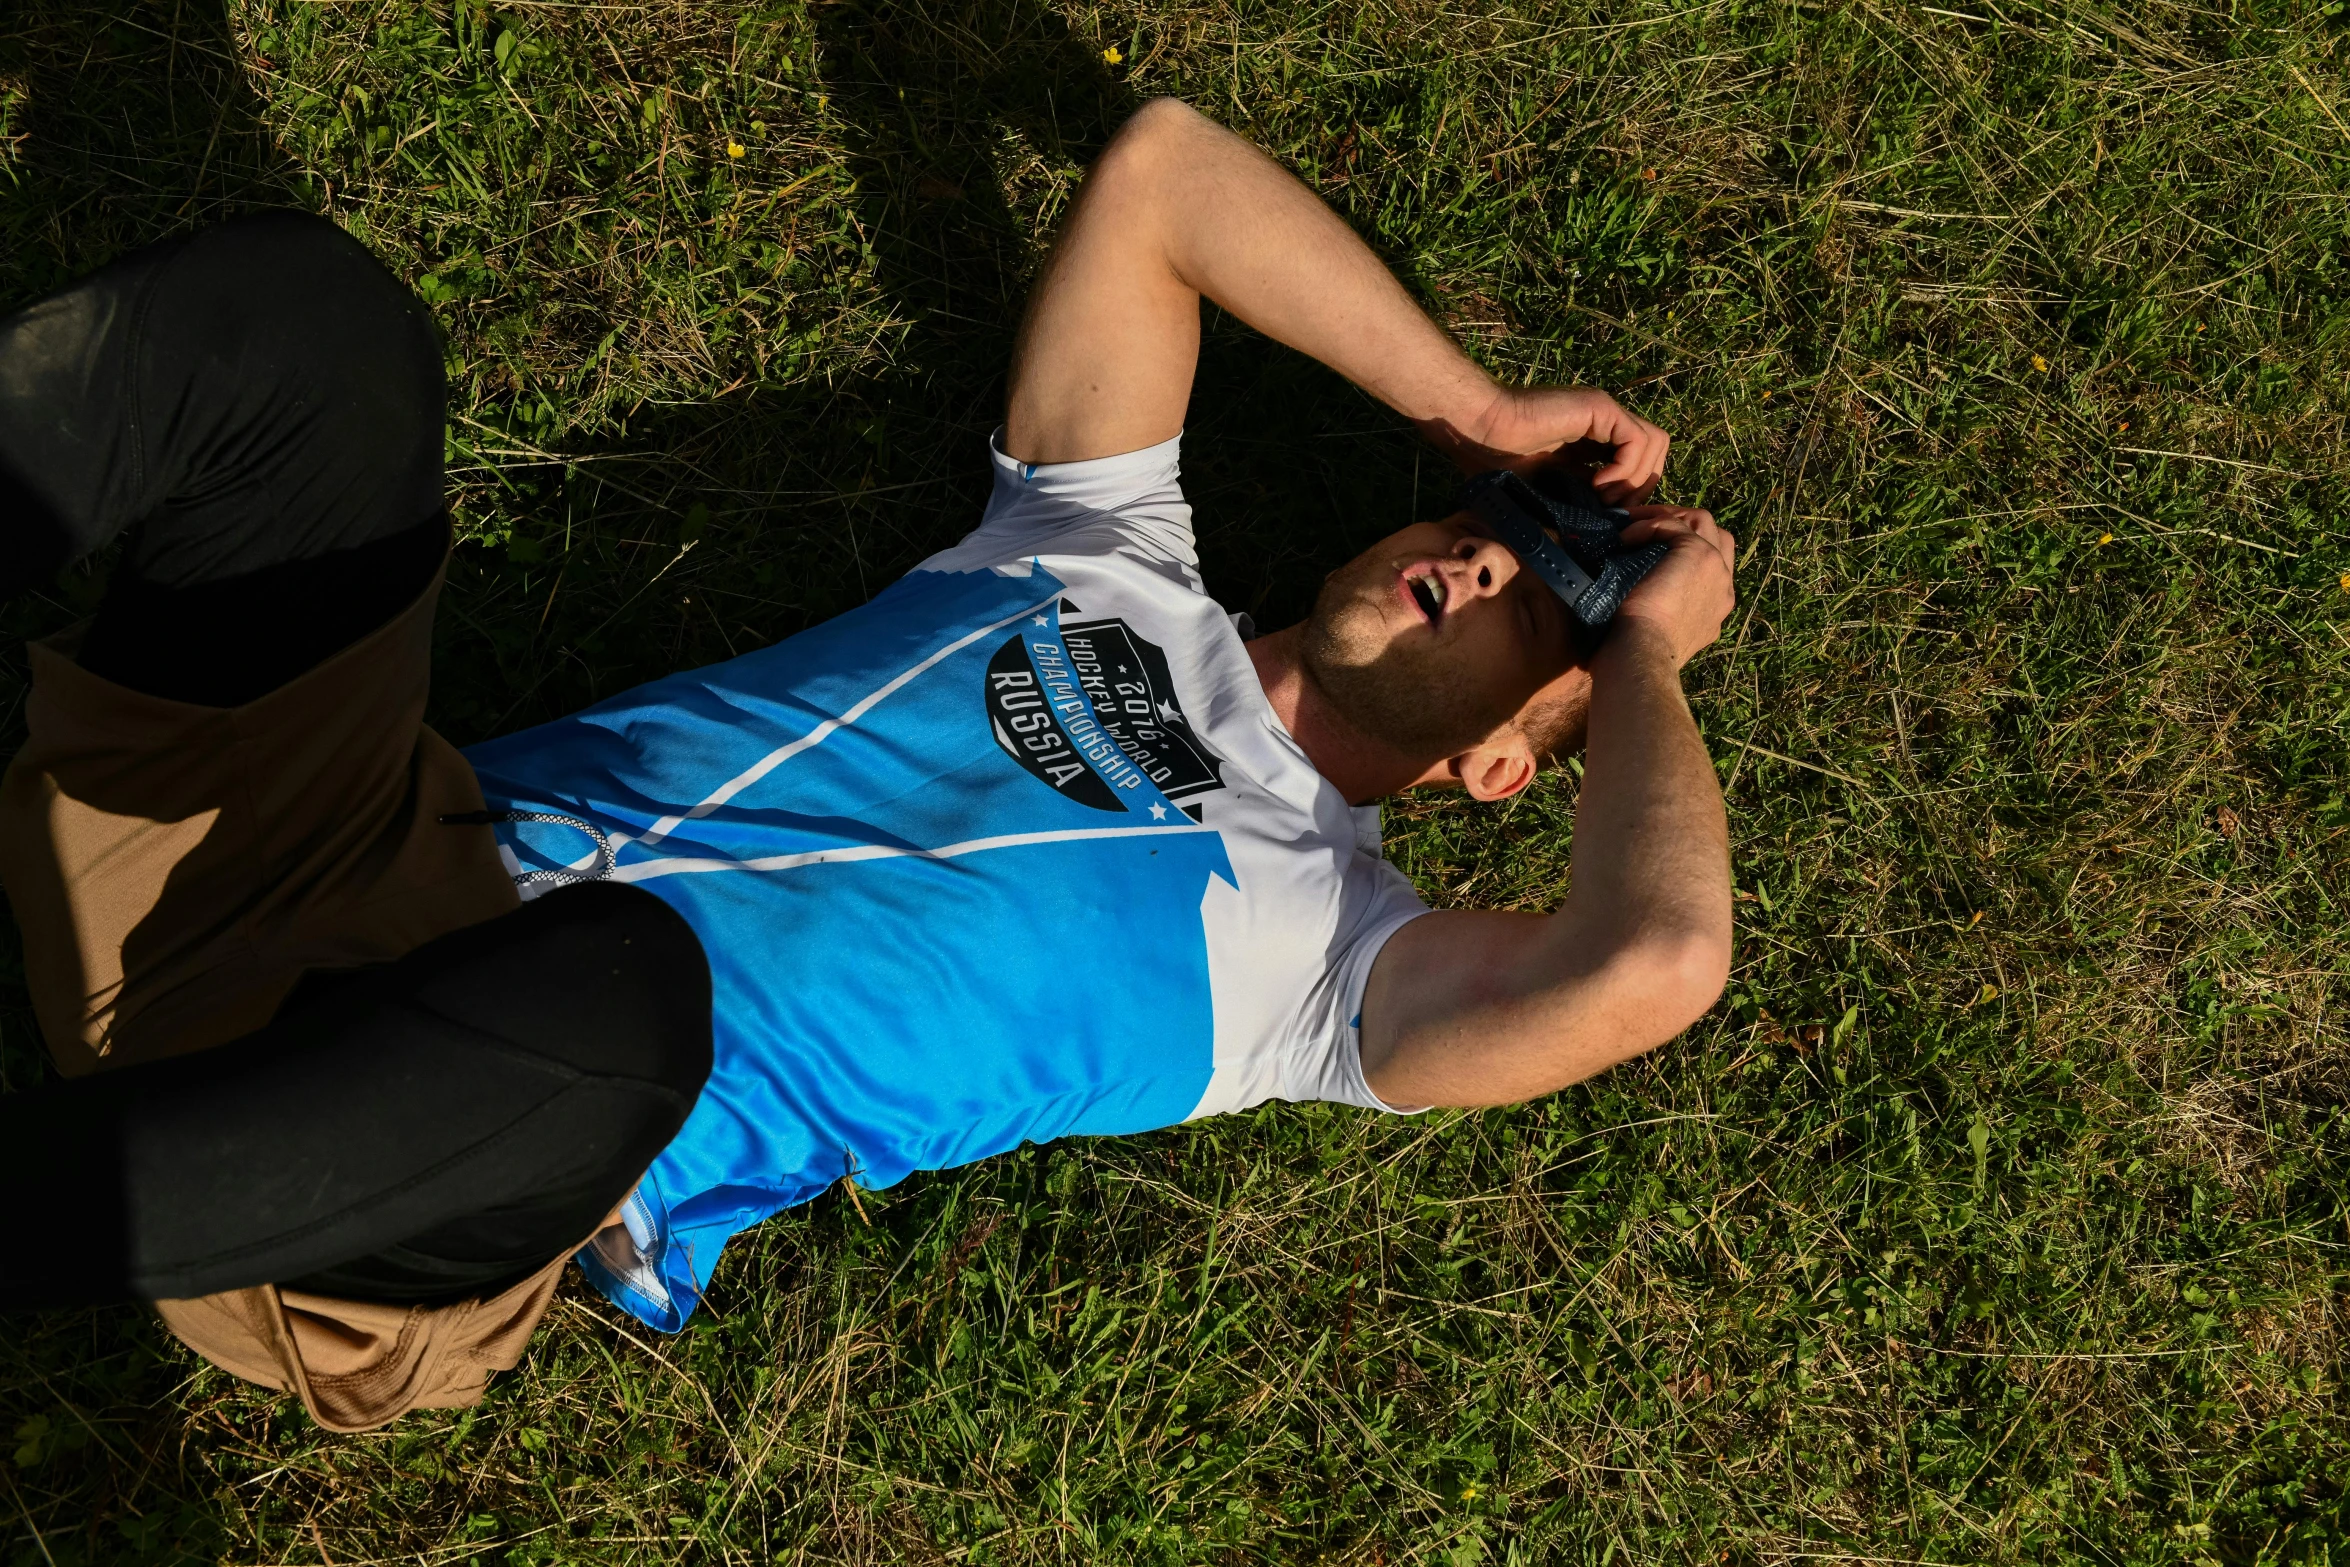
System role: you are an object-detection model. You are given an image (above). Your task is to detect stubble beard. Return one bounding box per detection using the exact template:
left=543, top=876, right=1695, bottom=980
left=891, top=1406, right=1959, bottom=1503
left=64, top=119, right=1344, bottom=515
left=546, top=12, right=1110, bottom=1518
left=1295, top=573, right=1521, bottom=765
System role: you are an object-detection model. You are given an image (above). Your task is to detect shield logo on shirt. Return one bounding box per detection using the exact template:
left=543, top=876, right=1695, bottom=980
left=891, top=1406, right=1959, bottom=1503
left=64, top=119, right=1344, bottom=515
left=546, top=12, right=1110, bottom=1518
left=982, top=609, right=1227, bottom=816
left=1058, top=617, right=1226, bottom=804
left=984, top=636, right=1127, bottom=811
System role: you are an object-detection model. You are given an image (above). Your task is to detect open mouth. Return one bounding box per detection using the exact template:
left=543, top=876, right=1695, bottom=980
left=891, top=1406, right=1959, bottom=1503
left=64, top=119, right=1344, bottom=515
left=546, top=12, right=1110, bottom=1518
left=1405, top=568, right=1448, bottom=624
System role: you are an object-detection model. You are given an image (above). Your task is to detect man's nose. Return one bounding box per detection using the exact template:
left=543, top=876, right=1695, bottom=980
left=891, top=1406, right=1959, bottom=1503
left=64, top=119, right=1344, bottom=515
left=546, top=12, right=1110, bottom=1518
left=1448, top=535, right=1521, bottom=601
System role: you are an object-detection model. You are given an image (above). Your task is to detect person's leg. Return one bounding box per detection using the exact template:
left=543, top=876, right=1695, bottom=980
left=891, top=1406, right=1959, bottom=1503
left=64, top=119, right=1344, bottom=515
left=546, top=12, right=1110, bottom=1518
left=0, top=211, right=447, bottom=705
left=0, top=217, right=710, bottom=1310
left=0, top=882, right=712, bottom=1309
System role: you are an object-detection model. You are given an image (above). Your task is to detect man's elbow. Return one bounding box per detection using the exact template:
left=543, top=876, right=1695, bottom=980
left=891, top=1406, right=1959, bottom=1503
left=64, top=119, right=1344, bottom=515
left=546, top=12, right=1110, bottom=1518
left=1613, top=924, right=1732, bottom=1057
left=1097, top=96, right=1208, bottom=177
left=1121, top=95, right=1207, bottom=139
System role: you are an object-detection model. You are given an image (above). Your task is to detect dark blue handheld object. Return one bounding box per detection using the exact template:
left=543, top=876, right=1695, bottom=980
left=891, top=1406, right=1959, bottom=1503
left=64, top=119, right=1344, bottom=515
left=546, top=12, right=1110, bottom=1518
left=1462, top=467, right=1670, bottom=653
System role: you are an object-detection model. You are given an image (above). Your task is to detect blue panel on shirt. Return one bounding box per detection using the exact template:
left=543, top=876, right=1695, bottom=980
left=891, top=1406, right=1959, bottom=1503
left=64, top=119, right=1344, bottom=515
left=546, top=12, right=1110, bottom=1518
left=465, top=567, right=1232, bottom=1330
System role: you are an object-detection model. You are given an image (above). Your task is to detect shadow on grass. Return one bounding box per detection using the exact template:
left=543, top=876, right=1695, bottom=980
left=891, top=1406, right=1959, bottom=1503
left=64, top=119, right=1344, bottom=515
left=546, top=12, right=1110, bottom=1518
left=0, top=0, right=310, bottom=303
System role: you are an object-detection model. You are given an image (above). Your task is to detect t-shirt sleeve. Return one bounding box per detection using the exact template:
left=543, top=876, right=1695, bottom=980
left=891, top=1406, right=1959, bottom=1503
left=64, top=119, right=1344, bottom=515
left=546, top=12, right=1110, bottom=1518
left=919, top=428, right=1200, bottom=585
left=1287, top=855, right=1434, bottom=1116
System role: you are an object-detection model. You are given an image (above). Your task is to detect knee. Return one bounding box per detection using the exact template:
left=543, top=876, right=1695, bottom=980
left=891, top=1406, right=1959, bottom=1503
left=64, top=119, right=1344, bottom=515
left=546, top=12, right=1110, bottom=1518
left=167, top=212, right=444, bottom=423
left=194, top=212, right=418, bottom=317
left=412, top=881, right=716, bottom=1109
left=548, top=882, right=717, bottom=1108
left=1116, top=96, right=1207, bottom=147
left=1092, top=97, right=1211, bottom=190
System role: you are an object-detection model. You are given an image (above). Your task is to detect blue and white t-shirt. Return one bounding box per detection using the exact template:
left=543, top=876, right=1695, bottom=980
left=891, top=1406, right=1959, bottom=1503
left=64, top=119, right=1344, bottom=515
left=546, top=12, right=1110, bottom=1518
left=464, top=432, right=1429, bottom=1331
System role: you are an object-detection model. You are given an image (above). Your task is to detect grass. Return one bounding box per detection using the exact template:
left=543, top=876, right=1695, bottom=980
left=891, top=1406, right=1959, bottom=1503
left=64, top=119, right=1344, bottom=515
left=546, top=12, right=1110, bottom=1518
left=3, top=0, right=2349, bottom=1561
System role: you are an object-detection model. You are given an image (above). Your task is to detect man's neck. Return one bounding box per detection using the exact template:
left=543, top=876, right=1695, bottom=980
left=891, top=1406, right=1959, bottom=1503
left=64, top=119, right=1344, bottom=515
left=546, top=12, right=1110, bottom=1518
left=1246, top=625, right=1434, bottom=806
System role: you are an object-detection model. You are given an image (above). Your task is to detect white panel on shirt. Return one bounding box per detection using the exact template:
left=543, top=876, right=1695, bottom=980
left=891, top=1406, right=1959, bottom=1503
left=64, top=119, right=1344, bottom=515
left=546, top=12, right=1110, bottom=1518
left=918, top=430, right=1428, bottom=1118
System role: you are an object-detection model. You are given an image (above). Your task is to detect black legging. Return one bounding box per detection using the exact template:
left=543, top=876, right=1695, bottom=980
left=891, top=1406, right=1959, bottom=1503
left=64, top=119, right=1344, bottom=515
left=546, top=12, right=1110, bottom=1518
left=9, top=882, right=712, bottom=1305
left=0, top=214, right=712, bottom=1307
left=0, top=211, right=451, bottom=705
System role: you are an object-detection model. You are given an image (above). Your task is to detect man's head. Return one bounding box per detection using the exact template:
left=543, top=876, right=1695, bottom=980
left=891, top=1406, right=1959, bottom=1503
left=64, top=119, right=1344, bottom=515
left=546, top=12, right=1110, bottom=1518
left=1295, top=512, right=1593, bottom=803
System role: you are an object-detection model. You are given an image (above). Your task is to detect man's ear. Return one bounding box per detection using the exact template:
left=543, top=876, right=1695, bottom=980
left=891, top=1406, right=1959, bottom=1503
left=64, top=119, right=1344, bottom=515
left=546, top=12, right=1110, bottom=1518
left=1450, top=730, right=1537, bottom=802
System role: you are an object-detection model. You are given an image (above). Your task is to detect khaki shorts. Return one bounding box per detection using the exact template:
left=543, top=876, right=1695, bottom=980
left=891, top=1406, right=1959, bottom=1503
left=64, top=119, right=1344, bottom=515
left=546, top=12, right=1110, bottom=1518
left=0, top=555, right=572, bottom=1432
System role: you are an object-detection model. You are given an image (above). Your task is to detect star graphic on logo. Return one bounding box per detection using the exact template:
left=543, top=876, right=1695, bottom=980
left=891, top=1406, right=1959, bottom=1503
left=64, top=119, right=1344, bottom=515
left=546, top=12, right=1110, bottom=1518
left=1032, top=615, right=1049, bottom=627
left=1149, top=802, right=1167, bottom=820
left=1156, top=700, right=1178, bottom=721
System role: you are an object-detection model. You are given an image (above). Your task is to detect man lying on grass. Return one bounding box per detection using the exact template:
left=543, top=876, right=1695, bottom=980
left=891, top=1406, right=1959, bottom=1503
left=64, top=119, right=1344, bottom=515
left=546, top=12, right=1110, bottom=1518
left=0, top=98, right=1734, bottom=1429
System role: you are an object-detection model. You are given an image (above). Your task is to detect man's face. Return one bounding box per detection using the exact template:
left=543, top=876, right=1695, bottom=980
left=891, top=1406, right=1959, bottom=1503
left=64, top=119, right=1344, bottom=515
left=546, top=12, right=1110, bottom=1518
left=1297, top=513, right=1587, bottom=766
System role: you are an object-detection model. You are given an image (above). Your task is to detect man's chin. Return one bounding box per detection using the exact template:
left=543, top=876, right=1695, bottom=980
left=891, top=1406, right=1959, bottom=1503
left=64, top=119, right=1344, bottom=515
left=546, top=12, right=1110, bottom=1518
left=1299, top=647, right=1507, bottom=767
left=1298, top=584, right=1513, bottom=755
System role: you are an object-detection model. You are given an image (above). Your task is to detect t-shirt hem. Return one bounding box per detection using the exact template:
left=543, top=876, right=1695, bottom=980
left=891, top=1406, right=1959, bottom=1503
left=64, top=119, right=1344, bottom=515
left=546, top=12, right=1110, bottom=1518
left=987, top=425, right=1184, bottom=482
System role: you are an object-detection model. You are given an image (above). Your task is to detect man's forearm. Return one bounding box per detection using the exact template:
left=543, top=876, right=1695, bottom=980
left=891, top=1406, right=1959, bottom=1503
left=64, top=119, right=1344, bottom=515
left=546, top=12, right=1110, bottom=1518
left=1356, top=626, right=1730, bottom=1110
left=1569, top=625, right=1733, bottom=987
left=1137, top=108, right=1498, bottom=430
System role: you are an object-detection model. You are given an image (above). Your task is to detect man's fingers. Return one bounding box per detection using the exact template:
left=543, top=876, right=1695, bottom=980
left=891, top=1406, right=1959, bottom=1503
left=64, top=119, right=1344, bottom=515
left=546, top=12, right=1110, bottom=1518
left=1620, top=506, right=1719, bottom=544
left=1612, top=498, right=1738, bottom=665
left=1590, top=408, right=1668, bottom=499
left=1622, top=508, right=1738, bottom=607
left=1627, top=509, right=1733, bottom=567
left=1470, top=385, right=1670, bottom=500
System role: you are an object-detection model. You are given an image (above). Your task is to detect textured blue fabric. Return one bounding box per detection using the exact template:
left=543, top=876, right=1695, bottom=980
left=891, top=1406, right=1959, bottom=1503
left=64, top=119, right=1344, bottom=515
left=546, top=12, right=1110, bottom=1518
left=465, top=566, right=1232, bottom=1330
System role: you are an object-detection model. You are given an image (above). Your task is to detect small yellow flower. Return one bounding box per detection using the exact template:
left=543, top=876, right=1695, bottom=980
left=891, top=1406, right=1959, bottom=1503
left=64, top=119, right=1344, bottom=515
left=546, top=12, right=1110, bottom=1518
left=2340, top=570, right=2350, bottom=594
left=2116, top=421, right=2129, bottom=432
left=2097, top=532, right=2114, bottom=546
left=726, top=139, right=746, bottom=158
left=1968, top=910, right=1985, bottom=928
left=1461, top=1483, right=1481, bottom=1502
left=2031, top=354, right=2050, bottom=373
left=1102, top=44, right=1123, bottom=64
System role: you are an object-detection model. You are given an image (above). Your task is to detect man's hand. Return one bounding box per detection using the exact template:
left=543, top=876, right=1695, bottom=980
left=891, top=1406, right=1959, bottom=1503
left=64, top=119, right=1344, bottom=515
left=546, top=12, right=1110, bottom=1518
left=1420, top=385, right=1670, bottom=503
left=1613, top=504, right=1737, bottom=667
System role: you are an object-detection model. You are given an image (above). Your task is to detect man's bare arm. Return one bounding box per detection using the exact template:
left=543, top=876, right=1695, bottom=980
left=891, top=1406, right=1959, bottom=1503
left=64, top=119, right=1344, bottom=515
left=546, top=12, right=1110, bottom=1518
left=1357, top=513, right=1737, bottom=1108
left=1005, top=99, right=1668, bottom=493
